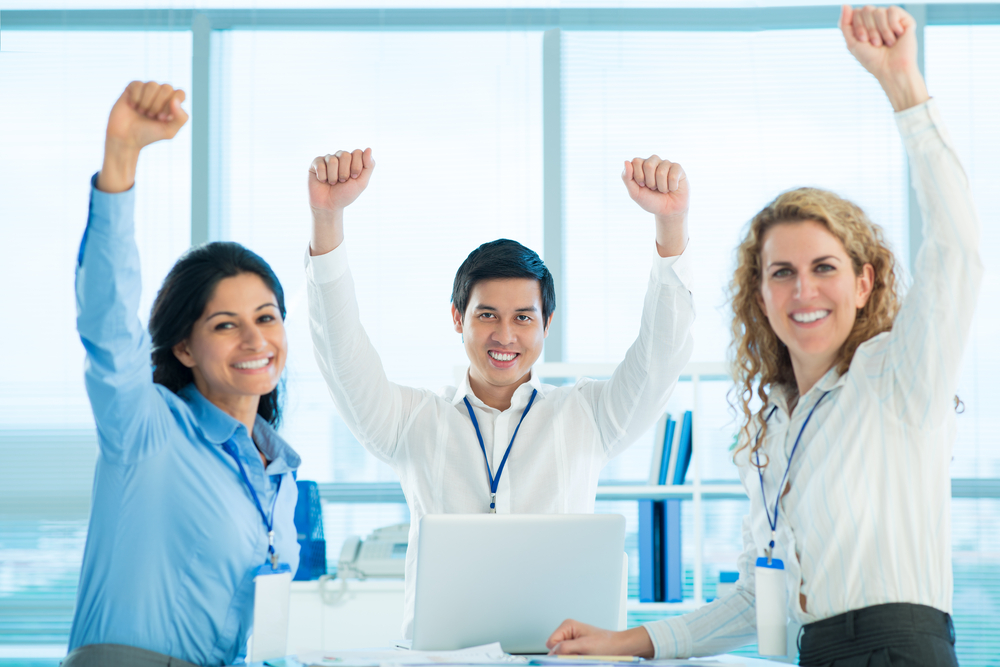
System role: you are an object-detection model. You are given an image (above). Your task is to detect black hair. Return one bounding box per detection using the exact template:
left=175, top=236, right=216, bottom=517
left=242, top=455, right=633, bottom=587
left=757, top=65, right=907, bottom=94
left=451, top=239, right=555, bottom=324
left=149, top=242, right=286, bottom=427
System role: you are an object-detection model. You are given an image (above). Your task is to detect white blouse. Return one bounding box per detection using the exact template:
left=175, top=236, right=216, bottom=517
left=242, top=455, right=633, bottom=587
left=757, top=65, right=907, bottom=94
left=643, top=99, right=983, bottom=658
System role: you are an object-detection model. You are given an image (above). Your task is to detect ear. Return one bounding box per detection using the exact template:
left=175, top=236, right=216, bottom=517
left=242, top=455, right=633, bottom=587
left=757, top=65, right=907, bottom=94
left=855, top=263, right=875, bottom=309
left=451, top=303, right=464, bottom=334
left=172, top=340, right=197, bottom=369
left=543, top=311, right=554, bottom=338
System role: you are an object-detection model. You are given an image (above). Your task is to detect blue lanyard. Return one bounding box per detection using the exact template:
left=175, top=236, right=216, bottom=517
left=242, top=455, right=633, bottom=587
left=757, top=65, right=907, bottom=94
left=222, top=440, right=283, bottom=569
left=463, top=388, right=538, bottom=513
left=754, top=390, right=830, bottom=562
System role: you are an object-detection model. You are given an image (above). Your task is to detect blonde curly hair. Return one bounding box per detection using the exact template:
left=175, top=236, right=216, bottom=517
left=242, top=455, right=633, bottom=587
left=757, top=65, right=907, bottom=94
left=729, top=187, right=901, bottom=466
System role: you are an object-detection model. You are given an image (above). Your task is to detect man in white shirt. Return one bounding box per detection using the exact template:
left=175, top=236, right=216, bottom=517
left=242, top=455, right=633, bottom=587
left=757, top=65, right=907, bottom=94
left=304, top=149, right=695, bottom=637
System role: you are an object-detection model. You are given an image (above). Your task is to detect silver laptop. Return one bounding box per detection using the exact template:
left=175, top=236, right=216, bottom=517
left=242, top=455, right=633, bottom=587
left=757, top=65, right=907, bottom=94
left=411, top=514, right=626, bottom=654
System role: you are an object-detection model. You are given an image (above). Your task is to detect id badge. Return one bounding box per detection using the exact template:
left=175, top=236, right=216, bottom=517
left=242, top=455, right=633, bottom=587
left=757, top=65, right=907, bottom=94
left=755, top=557, right=787, bottom=657
left=249, top=562, right=292, bottom=662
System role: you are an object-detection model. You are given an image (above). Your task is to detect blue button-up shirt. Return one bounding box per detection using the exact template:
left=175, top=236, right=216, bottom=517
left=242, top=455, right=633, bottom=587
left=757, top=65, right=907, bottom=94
left=70, top=176, right=301, bottom=666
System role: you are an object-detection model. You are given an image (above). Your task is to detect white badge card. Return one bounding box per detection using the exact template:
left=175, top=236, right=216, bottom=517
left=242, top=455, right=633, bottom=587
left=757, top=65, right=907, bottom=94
left=755, top=557, right=788, bottom=657
left=249, top=563, right=292, bottom=662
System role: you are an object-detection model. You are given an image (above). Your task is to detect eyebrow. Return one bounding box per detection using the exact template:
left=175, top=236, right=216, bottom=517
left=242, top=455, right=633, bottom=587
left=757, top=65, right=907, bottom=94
left=205, top=303, right=278, bottom=321
left=473, top=304, right=539, bottom=313
left=767, top=256, right=840, bottom=270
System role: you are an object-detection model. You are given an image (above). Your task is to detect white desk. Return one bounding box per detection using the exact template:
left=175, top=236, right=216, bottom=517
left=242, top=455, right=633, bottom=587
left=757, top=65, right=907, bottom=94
left=288, top=579, right=795, bottom=665
left=289, top=579, right=405, bottom=653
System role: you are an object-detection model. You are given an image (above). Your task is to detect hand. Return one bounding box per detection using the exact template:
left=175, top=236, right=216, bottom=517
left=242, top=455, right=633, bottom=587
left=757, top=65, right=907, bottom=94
left=98, top=81, right=188, bottom=193
left=622, top=156, right=689, bottom=257
left=309, top=149, right=375, bottom=213
left=545, top=620, right=655, bottom=658
left=839, top=5, right=929, bottom=111
left=308, top=149, right=375, bottom=255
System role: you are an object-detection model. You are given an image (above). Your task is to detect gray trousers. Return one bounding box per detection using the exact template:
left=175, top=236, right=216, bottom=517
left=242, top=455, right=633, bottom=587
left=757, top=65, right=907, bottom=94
left=798, top=603, right=959, bottom=667
left=61, top=644, right=202, bottom=667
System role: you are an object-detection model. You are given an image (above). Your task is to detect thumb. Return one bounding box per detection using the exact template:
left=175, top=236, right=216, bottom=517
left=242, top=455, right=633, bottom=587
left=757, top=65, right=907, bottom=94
left=167, top=93, right=189, bottom=133
left=355, top=147, right=376, bottom=190
left=621, top=161, right=642, bottom=200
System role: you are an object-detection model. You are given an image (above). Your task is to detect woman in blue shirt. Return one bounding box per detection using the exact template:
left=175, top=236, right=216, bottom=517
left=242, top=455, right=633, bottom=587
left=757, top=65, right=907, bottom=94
left=65, top=81, right=300, bottom=667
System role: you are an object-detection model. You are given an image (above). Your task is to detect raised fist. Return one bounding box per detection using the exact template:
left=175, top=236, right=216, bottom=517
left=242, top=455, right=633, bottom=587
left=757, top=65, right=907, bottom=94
left=106, top=81, right=188, bottom=152
left=308, top=149, right=375, bottom=213
left=622, top=155, right=689, bottom=221
left=840, top=5, right=918, bottom=80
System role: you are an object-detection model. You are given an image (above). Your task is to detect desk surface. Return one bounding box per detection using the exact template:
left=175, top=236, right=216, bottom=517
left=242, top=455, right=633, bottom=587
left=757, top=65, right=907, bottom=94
left=251, top=648, right=791, bottom=667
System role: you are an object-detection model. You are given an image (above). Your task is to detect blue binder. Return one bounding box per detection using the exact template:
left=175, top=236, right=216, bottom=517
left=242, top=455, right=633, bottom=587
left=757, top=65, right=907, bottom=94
left=657, top=418, right=676, bottom=486
left=293, top=480, right=328, bottom=581
left=672, top=411, right=693, bottom=485
left=663, top=498, right=682, bottom=602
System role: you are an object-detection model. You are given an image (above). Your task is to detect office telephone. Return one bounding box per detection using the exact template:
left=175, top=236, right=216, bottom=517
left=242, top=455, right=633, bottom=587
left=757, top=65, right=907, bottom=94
left=336, top=523, right=409, bottom=580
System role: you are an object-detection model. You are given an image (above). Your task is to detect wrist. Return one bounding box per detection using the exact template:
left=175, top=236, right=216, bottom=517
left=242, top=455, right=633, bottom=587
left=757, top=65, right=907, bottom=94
left=878, top=67, right=930, bottom=112
left=620, top=626, right=655, bottom=659
left=654, top=212, right=689, bottom=258
left=97, top=139, right=140, bottom=194
left=310, top=206, right=345, bottom=256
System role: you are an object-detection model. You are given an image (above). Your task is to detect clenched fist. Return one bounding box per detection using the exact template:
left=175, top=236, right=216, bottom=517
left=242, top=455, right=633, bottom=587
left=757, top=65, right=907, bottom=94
left=309, top=149, right=375, bottom=213
left=623, top=155, right=689, bottom=257
left=98, top=81, right=188, bottom=193
left=308, top=149, right=376, bottom=256
left=839, top=5, right=929, bottom=112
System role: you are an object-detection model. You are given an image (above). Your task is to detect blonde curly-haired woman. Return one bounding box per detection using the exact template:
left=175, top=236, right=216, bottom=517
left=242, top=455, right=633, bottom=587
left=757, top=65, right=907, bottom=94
left=546, top=5, right=981, bottom=665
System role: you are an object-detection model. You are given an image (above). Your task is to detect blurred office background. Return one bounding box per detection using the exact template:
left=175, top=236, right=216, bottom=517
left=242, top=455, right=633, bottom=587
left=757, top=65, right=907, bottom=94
left=1, top=1, right=998, bottom=664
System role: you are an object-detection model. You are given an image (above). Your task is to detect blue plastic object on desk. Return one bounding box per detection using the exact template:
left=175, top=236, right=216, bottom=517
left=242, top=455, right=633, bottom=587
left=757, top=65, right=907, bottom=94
left=293, top=480, right=327, bottom=581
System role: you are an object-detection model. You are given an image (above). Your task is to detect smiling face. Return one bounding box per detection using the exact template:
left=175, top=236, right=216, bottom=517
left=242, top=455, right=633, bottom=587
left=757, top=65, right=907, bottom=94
left=451, top=277, right=551, bottom=408
left=172, top=272, right=287, bottom=408
left=757, top=219, right=874, bottom=385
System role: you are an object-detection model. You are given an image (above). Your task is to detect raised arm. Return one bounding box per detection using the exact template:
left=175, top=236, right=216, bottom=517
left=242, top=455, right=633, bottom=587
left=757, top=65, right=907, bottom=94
left=306, top=150, right=423, bottom=461
left=78, top=82, right=188, bottom=463
left=585, top=155, right=695, bottom=458
left=841, top=5, right=983, bottom=423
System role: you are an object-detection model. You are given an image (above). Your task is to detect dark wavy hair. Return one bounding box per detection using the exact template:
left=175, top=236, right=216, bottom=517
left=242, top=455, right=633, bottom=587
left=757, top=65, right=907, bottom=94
left=149, top=242, right=287, bottom=427
left=451, top=239, right=556, bottom=324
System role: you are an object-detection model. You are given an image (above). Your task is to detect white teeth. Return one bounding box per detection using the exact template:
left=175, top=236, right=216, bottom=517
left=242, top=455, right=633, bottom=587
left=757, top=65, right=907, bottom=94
left=235, top=358, right=270, bottom=370
left=792, top=310, right=830, bottom=323
left=489, top=351, right=517, bottom=362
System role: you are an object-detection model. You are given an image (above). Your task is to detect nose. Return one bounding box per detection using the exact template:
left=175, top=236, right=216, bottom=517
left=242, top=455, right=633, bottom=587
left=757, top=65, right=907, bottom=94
left=492, top=319, right=516, bottom=346
left=795, top=272, right=820, bottom=301
left=240, top=322, right=267, bottom=350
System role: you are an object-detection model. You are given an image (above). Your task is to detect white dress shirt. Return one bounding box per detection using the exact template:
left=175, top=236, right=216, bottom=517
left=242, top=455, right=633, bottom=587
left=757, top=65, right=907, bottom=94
left=643, top=99, right=983, bottom=658
left=306, top=245, right=695, bottom=638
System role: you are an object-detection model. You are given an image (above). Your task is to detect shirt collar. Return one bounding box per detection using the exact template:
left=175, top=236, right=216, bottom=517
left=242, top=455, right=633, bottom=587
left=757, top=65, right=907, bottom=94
left=450, top=368, right=546, bottom=409
left=178, top=384, right=301, bottom=473
left=766, top=366, right=846, bottom=416
left=253, top=416, right=302, bottom=475
left=179, top=383, right=241, bottom=444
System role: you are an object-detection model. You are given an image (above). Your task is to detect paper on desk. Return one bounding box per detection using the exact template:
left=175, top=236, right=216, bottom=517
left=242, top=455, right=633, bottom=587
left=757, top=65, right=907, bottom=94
left=298, top=642, right=517, bottom=667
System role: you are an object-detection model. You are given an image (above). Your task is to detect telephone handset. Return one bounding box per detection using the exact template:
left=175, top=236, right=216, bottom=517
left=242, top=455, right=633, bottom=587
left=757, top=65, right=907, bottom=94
left=336, top=523, right=409, bottom=580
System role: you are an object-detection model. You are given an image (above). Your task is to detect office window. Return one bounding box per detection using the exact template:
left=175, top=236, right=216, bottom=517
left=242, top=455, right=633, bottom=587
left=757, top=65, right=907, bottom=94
left=214, top=30, right=543, bottom=485
left=926, top=25, right=1000, bottom=664
left=0, top=29, right=192, bottom=651
left=568, top=29, right=907, bottom=483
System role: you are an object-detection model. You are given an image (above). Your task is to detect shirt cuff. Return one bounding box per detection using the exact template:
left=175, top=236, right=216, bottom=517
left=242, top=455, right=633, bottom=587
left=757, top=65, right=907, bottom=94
left=895, top=98, right=949, bottom=145
left=651, top=242, right=693, bottom=292
left=642, top=616, right=694, bottom=659
left=304, top=241, right=350, bottom=284
left=88, top=171, right=136, bottom=232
